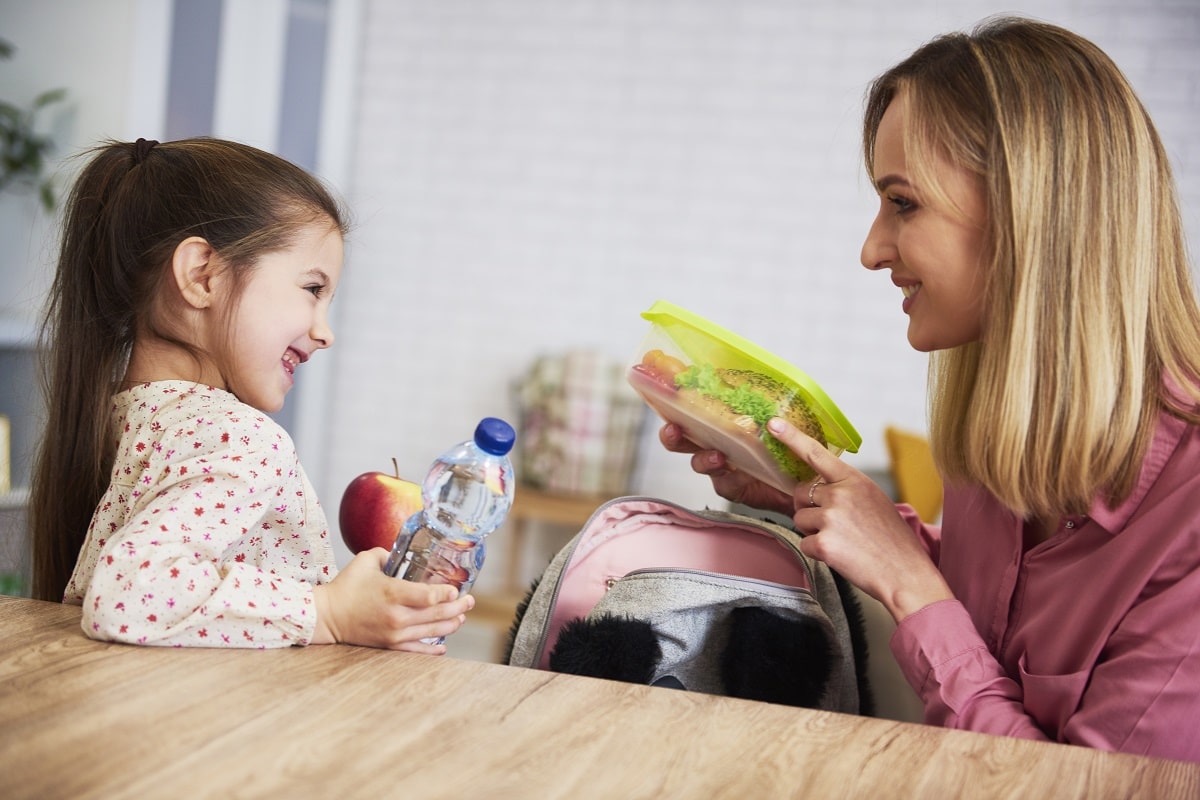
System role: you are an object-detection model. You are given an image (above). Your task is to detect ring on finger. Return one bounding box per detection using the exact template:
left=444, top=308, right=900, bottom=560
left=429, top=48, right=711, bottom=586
left=807, top=477, right=826, bottom=508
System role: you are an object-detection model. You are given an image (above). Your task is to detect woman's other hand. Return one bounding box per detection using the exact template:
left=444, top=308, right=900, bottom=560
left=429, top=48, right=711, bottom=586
left=767, top=417, right=953, bottom=622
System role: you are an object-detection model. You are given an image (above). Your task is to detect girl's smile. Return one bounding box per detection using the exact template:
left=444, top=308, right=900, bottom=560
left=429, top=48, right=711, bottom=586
left=282, top=347, right=308, bottom=379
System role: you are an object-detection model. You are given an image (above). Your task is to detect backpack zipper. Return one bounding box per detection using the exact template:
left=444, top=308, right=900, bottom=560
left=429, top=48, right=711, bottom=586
left=616, top=566, right=815, bottom=597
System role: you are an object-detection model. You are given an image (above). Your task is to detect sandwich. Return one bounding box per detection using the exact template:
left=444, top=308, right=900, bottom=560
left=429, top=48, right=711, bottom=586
left=629, top=349, right=825, bottom=485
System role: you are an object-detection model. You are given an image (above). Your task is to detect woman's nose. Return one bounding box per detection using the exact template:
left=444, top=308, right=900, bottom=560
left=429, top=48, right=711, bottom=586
left=861, top=209, right=894, bottom=271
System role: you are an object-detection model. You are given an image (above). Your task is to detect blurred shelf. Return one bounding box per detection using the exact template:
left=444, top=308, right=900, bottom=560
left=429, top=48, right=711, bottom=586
left=0, top=314, right=37, bottom=348
left=0, top=488, right=30, bottom=511
left=469, top=589, right=528, bottom=631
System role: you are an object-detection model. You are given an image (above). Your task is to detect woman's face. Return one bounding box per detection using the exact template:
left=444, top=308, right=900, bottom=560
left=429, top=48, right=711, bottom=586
left=861, top=93, right=989, bottom=352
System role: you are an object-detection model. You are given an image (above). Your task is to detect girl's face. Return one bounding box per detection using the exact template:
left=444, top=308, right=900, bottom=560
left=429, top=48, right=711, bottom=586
left=221, top=221, right=344, bottom=412
left=861, top=94, right=988, bottom=352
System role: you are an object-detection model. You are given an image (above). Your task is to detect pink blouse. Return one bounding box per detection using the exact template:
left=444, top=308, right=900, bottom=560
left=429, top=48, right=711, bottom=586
left=892, top=406, right=1200, bottom=762
left=64, top=381, right=335, bottom=648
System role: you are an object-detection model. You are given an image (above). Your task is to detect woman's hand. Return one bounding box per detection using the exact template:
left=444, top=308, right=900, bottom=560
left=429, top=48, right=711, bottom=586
left=766, top=417, right=954, bottom=622
left=312, top=548, right=474, bottom=652
left=658, top=422, right=795, bottom=516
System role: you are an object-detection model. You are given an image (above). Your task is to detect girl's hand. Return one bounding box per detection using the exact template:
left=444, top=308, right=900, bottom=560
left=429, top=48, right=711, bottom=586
left=312, top=548, right=474, bottom=652
left=658, top=422, right=794, bottom=516
left=765, top=417, right=954, bottom=622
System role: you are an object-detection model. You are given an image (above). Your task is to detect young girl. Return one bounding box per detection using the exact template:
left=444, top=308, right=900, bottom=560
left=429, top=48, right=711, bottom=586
left=30, top=137, right=472, bottom=651
left=662, top=18, right=1200, bottom=761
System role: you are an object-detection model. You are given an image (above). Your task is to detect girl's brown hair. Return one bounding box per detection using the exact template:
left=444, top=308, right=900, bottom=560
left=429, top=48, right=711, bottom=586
left=863, top=17, right=1200, bottom=519
left=29, top=137, right=349, bottom=601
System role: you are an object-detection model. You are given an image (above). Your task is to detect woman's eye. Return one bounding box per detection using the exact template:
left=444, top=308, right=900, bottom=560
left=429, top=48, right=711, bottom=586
left=305, top=284, right=326, bottom=298
left=887, top=195, right=915, bottom=213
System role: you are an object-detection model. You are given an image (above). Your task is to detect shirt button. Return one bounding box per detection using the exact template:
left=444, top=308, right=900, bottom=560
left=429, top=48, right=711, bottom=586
left=1065, top=520, right=1076, bottom=529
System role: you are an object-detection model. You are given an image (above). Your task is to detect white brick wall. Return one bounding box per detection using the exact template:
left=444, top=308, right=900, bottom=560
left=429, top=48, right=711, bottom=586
left=317, top=0, right=1200, bottom=568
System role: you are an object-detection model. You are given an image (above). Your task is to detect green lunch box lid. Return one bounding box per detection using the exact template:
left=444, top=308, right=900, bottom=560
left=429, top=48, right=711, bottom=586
left=639, top=299, right=861, bottom=453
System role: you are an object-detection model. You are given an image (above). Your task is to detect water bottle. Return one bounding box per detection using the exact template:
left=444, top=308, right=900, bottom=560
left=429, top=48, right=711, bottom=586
left=383, top=418, right=517, bottom=640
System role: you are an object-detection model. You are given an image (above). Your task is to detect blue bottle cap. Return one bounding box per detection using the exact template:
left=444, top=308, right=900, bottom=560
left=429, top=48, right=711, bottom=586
left=474, top=417, right=516, bottom=456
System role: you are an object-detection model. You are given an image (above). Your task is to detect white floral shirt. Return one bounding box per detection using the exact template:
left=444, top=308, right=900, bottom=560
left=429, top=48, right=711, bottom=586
left=65, top=381, right=335, bottom=648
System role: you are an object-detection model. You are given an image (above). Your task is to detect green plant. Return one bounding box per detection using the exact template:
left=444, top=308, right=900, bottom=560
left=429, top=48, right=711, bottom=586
left=0, top=39, right=66, bottom=211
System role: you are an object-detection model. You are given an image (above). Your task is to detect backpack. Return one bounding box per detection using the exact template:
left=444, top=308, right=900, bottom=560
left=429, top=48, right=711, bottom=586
left=504, top=496, right=873, bottom=715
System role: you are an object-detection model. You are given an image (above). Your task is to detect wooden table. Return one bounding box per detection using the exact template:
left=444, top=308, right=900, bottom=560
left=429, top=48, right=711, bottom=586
left=2, top=596, right=1198, bottom=799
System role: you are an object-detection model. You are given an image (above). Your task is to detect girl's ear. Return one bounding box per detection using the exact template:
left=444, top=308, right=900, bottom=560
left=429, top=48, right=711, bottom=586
left=172, top=236, right=222, bottom=309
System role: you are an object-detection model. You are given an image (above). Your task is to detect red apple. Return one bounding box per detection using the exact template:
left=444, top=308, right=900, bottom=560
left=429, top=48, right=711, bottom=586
left=339, top=458, right=424, bottom=553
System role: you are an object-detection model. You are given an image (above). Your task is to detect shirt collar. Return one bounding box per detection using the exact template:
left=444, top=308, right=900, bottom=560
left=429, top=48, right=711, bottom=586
left=1088, top=406, right=1188, bottom=534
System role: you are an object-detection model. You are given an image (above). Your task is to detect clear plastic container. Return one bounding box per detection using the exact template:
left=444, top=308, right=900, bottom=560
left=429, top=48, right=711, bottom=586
left=627, top=300, right=860, bottom=494
left=383, top=417, right=517, bottom=643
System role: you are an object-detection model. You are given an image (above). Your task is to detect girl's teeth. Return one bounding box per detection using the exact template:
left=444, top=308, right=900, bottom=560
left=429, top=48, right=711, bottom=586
left=902, top=284, right=920, bottom=299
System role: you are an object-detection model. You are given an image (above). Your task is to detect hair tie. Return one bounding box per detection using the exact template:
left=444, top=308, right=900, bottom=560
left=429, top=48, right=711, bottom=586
left=132, top=138, right=159, bottom=165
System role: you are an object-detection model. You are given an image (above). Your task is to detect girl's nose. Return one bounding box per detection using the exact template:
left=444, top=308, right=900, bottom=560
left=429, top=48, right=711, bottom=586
left=311, top=315, right=335, bottom=349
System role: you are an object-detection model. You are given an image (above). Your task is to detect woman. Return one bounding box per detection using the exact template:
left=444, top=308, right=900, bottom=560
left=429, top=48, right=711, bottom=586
left=662, top=17, right=1200, bottom=761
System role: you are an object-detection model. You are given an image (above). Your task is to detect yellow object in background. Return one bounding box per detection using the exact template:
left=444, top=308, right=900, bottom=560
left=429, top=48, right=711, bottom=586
left=884, top=426, right=943, bottom=524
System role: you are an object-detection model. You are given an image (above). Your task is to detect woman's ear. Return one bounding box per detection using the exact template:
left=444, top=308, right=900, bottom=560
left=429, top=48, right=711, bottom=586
left=172, top=236, right=221, bottom=309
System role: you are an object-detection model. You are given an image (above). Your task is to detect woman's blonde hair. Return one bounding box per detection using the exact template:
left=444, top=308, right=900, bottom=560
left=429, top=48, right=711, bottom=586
left=864, top=16, right=1200, bottom=519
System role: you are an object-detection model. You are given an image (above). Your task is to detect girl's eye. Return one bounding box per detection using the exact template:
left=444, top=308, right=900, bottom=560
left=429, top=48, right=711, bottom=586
left=305, top=284, right=327, bottom=298
left=887, top=194, right=915, bottom=213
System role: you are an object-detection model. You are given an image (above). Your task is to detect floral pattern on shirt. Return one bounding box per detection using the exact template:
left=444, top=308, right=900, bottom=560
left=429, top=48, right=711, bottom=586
left=64, top=381, right=336, bottom=648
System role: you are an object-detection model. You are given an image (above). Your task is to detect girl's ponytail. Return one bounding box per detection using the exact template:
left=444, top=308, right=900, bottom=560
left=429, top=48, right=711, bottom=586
left=30, top=143, right=143, bottom=600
